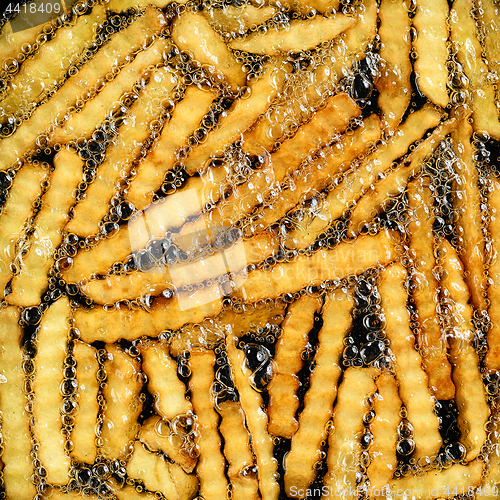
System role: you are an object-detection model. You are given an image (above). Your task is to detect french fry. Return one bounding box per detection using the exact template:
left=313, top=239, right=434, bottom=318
left=229, top=14, right=356, bottom=55
left=478, top=0, right=500, bottom=71
left=324, top=366, right=379, bottom=497
left=367, top=372, right=401, bottom=492
left=107, top=0, right=189, bottom=11
left=188, top=348, right=228, bottom=500
left=477, top=442, right=500, bottom=498
left=71, top=340, right=99, bottom=465
left=203, top=4, right=277, bottom=34
left=0, top=6, right=167, bottom=171
left=376, top=0, right=412, bottom=133
left=171, top=11, right=246, bottom=91
left=413, top=0, right=450, bottom=108
left=33, top=297, right=71, bottom=485
left=267, top=294, right=322, bottom=438
left=113, top=485, right=152, bottom=499
left=101, top=344, right=143, bottom=460
left=379, top=262, right=442, bottom=459
left=225, top=334, right=279, bottom=500
left=0, top=306, right=36, bottom=499
left=407, top=177, right=454, bottom=400
left=8, top=148, right=84, bottom=306
left=284, top=289, right=354, bottom=495
left=439, top=238, right=489, bottom=461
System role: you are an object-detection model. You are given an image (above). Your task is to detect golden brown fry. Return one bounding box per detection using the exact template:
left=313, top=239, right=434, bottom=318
left=188, top=348, right=228, bottom=500
left=33, top=297, right=71, bottom=485
left=71, top=340, right=99, bottom=465
left=379, top=262, right=442, bottom=460
left=407, top=177, right=454, bottom=400
left=101, top=344, right=143, bottom=460
left=376, top=0, right=412, bottom=133
left=171, top=11, right=246, bottom=90
left=478, top=0, right=500, bottom=71
left=0, top=307, right=36, bottom=499
left=203, top=4, right=276, bottom=35
left=8, top=148, right=84, bottom=306
left=284, top=290, right=354, bottom=495
left=439, top=238, right=489, bottom=461
left=267, top=294, right=322, bottom=438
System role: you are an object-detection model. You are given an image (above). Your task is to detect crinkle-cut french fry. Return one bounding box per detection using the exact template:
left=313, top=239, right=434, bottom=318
left=324, top=367, right=379, bottom=497
left=189, top=348, right=228, bottom=500
left=71, top=340, right=99, bottom=465
left=229, top=14, right=356, bottom=55
left=0, top=163, right=48, bottom=299
left=33, top=297, right=71, bottom=485
left=50, top=37, right=172, bottom=148
left=478, top=0, right=500, bottom=71
left=407, top=177, right=454, bottom=400
left=66, top=64, right=178, bottom=238
left=182, top=64, right=286, bottom=176
left=0, top=6, right=167, bottom=172
left=0, top=5, right=106, bottom=118
left=439, top=238, right=489, bottom=461
left=376, top=0, right=412, bottom=133
left=171, top=12, right=246, bottom=91
left=413, top=0, right=450, bottom=108
left=217, top=400, right=260, bottom=500
left=139, top=416, right=198, bottom=473
left=74, top=290, right=223, bottom=343
left=113, top=485, right=153, bottom=499
left=267, top=294, right=322, bottom=438
left=101, top=344, right=143, bottom=460
left=203, top=4, right=276, bottom=34
left=126, top=86, right=215, bottom=210
left=477, top=443, right=500, bottom=498
left=8, top=148, right=84, bottom=306
left=486, top=178, right=500, bottom=372
left=225, top=334, right=279, bottom=500
left=379, top=263, right=442, bottom=460
left=348, top=116, right=458, bottom=233
left=367, top=372, right=401, bottom=492
left=0, top=307, right=36, bottom=499
left=450, top=0, right=500, bottom=140
left=141, top=341, right=192, bottom=419
left=107, top=0, right=189, bottom=12
left=284, top=290, right=354, bottom=495
left=50, top=490, right=100, bottom=499
left=386, top=459, right=484, bottom=499
left=237, top=229, right=397, bottom=301
left=451, top=106, right=488, bottom=314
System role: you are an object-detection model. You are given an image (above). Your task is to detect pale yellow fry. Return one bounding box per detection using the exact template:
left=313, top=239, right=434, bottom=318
left=203, top=4, right=276, bottom=35
left=182, top=63, right=286, bottom=176
left=450, top=0, right=500, bottom=140
left=101, top=344, right=143, bottom=459
left=0, top=163, right=48, bottom=299
left=486, top=178, right=500, bottom=372
left=387, top=460, right=484, bottom=499
left=0, top=307, right=36, bottom=499
left=189, top=348, right=228, bottom=500
left=237, top=229, right=397, bottom=301
left=71, top=340, right=99, bottom=464
left=226, top=334, right=279, bottom=500
left=50, top=490, right=100, bottom=499
left=0, top=6, right=167, bottom=171
left=376, top=0, right=412, bottom=133
left=367, top=372, right=401, bottom=491
left=141, top=341, right=192, bottom=420
left=278, top=0, right=340, bottom=15
left=341, top=0, right=378, bottom=55
left=348, top=116, right=458, bottom=233
left=267, top=294, right=322, bottom=438
left=50, top=37, right=171, bottom=148
left=451, top=106, right=488, bottom=313
left=126, top=86, right=215, bottom=210
left=8, top=148, right=84, bottom=306
left=107, top=0, right=189, bottom=11
left=478, top=0, right=500, bottom=71
left=477, top=443, right=500, bottom=498
left=33, top=297, right=71, bottom=484
left=407, top=177, right=454, bottom=400
left=440, top=238, right=489, bottom=461
left=171, top=12, right=246, bottom=90
left=324, top=367, right=379, bottom=497
left=284, top=290, right=354, bottom=495
left=413, top=0, right=450, bottom=108
left=229, top=14, right=356, bottom=55
left=0, top=5, right=106, bottom=119
left=217, top=400, right=260, bottom=500
left=379, top=262, right=442, bottom=460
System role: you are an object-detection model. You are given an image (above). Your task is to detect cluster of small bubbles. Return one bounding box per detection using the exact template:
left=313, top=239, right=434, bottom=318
left=396, top=419, right=416, bottom=457
left=68, top=460, right=114, bottom=497
left=485, top=371, right=500, bottom=397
